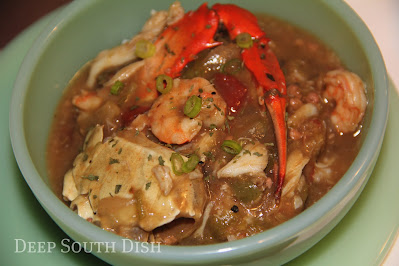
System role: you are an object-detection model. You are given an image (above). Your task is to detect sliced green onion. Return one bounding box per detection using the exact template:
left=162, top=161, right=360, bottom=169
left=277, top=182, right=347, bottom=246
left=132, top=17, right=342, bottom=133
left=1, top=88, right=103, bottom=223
left=110, top=80, right=124, bottom=95
left=236, top=32, right=253, bottom=49
left=156, top=74, right=173, bottom=94
left=184, top=95, right=202, bottom=118
left=135, top=39, right=156, bottom=59
left=182, top=154, right=200, bottom=173
left=170, top=153, right=185, bottom=175
left=221, top=58, right=243, bottom=75
left=221, top=140, right=242, bottom=155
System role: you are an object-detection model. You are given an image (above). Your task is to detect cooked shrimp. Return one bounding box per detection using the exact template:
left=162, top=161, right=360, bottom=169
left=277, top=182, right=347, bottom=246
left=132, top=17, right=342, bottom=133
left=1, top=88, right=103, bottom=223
left=72, top=90, right=103, bottom=111
left=313, top=156, right=335, bottom=184
left=323, top=69, right=367, bottom=133
left=148, top=77, right=227, bottom=144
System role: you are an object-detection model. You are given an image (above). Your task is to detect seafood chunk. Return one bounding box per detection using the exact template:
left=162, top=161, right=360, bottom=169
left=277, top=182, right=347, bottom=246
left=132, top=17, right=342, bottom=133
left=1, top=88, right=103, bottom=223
left=217, top=142, right=268, bottom=178
left=62, top=169, right=78, bottom=201
left=103, top=60, right=145, bottom=87
left=282, top=150, right=310, bottom=197
left=276, top=150, right=310, bottom=213
left=86, top=2, right=184, bottom=88
left=287, top=103, right=318, bottom=128
left=323, top=69, right=367, bottom=133
left=72, top=91, right=103, bottom=111
left=152, top=165, right=173, bottom=196
left=313, top=156, right=336, bottom=184
left=148, top=77, right=227, bottom=144
left=63, top=125, right=206, bottom=233
left=70, top=195, right=95, bottom=220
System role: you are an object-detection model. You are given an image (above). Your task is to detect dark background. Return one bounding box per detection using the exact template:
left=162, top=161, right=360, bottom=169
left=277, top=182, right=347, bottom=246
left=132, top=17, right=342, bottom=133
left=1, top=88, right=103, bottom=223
left=0, top=0, right=72, bottom=48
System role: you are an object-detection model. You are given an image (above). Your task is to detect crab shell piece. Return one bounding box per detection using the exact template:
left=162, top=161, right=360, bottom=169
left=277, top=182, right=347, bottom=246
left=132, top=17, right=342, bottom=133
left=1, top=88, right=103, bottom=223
left=241, top=36, right=287, bottom=200
left=140, top=2, right=221, bottom=85
left=212, top=3, right=265, bottom=39
left=212, top=4, right=287, bottom=201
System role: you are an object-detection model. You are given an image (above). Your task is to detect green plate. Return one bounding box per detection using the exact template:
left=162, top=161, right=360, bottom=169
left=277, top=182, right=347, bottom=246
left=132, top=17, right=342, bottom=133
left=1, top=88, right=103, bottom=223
left=1, top=8, right=398, bottom=266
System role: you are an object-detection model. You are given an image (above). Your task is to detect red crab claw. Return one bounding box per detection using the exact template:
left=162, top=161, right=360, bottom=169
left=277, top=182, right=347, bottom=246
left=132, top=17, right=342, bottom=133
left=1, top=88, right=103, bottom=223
left=213, top=3, right=287, bottom=202
left=212, top=3, right=264, bottom=39
left=141, top=3, right=221, bottom=84
left=242, top=37, right=287, bottom=202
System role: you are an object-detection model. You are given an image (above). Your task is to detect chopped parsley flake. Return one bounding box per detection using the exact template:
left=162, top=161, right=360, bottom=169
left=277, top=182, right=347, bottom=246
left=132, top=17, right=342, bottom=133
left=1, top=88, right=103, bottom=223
left=148, top=154, right=153, bottom=161
left=145, top=182, right=152, bottom=190
left=118, top=148, right=122, bottom=154
left=158, top=155, right=165, bottom=166
left=243, top=149, right=251, bottom=155
left=224, top=120, right=231, bottom=133
left=109, top=158, right=120, bottom=164
left=115, top=184, right=122, bottom=194
left=214, top=104, right=221, bottom=111
left=82, top=153, right=88, bottom=162
left=253, top=152, right=263, bottom=157
left=111, top=140, right=119, bottom=148
left=82, top=175, right=99, bottom=181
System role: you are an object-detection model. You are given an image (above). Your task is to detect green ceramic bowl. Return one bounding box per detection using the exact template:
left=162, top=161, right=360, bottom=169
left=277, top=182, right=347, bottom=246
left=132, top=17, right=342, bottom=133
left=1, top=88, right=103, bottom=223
left=10, top=0, right=388, bottom=265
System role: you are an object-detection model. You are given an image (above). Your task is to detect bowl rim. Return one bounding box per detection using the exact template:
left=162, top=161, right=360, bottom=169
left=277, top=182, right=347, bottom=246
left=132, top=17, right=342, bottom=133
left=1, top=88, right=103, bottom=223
left=9, top=0, right=389, bottom=263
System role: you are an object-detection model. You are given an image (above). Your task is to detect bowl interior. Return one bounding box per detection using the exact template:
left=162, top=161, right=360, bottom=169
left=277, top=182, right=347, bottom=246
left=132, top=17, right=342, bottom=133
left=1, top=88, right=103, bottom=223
left=10, top=0, right=387, bottom=264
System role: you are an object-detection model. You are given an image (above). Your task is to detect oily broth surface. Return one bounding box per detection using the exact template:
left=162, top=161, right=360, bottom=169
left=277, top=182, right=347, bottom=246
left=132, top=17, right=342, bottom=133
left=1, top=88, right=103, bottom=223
left=47, top=66, right=89, bottom=199
left=46, top=13, right=363, bottom=243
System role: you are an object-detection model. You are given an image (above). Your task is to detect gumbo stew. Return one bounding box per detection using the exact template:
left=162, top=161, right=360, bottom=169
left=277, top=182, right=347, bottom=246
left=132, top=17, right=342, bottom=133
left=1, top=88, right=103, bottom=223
left=47, top=2, right=367, bottom=245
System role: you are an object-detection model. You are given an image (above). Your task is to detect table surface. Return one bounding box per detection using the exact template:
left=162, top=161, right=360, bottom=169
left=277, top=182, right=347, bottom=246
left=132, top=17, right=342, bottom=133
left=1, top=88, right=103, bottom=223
left=344, top=1, right=399, bottom=265
left=1, top=0, right=398, bottom=264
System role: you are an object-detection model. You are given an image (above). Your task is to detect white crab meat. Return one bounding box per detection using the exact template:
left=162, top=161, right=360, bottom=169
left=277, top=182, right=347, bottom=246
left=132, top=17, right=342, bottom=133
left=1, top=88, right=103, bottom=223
left=63, top=125, right=206, bottom=232
left=282, top=149, right=310, bottom=197
left=217, top=142, right=268, bottom=178
left=86, top=2, right=184, bottom=87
